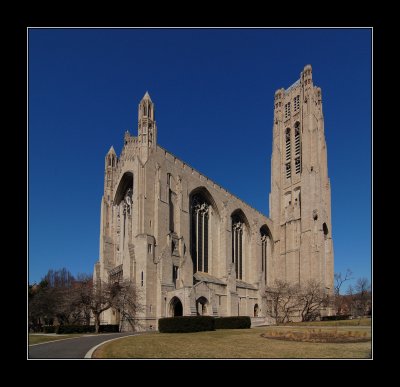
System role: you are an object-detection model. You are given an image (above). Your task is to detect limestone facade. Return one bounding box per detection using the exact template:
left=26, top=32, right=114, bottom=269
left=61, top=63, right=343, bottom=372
left=93, top=65, right=334, bottom=329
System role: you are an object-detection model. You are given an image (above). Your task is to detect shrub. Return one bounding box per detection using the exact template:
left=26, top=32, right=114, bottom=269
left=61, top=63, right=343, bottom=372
left=214, top=316, right=251, bottom=330
left=56, top=325, right=95, bottom=334
left=158, top=316, right=215, bottom=333
left=321, top=315, right=351, bottom=321
left=42, top=325, right=56, bottom=333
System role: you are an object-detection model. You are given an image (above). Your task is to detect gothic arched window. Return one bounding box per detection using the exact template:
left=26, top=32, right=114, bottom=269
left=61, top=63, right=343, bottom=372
left=114, top=172, right=133, bottom=265
left=191, top=194, right=210, bottom=273
left=232, top=211, right=246, bottom=280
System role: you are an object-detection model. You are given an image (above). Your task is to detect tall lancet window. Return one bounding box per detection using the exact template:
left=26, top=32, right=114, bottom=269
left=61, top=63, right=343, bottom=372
left=191, top=194, right=210, bottom=273
left=260, top=226, right=270, bottom=284
left=285, top=128, right=291, bottom=162
left=122, top=188, right=132, bottom=243
left=294, top=121, right=301, bottom=174
left=232, top=212, right=246, bottom=280
left=285, top=128, right=291, bottom=179
left=114, top=172, right=133, bottom=266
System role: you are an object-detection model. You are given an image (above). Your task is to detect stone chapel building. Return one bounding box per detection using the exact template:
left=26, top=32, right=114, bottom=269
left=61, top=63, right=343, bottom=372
left=93, top=65, right=334, bottom=329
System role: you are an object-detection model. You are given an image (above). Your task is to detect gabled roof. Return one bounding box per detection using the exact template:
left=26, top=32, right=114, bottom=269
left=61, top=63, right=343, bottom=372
left=236, top=279, right=258, bottom=290
left=194, top=272, right=226, bottom=286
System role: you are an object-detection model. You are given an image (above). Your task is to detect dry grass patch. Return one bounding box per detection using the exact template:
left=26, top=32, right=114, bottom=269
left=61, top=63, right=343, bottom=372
left=262, top=327, right=370, bottom=343
left=93, top=327, right=371, bottom=359
left=285, top=318, right=371, bottom=327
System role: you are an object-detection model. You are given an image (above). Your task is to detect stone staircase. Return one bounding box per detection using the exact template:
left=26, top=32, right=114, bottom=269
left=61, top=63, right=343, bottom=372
left=251, top=316, right=276, bottom=327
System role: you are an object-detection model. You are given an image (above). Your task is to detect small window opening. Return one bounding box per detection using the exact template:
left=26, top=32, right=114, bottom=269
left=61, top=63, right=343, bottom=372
left=294, top=95, right=300, bottom=112
left=284, top=102, right=291, bottom=119
left=286, top=162, right=291, bottom=179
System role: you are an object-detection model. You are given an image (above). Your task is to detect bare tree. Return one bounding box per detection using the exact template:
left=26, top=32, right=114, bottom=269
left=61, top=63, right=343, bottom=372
left=29, top=268, right=77, bottom=328
left=73, top=273, right=93, bottom=325
left=109, top=280, right=144, bottom=332
left=43, top=268, right=75, bottom=288
left=29, top=281, right=58, bottom=329
left=265, top=280, right=287, bottom=323
left=347, top=279, right=371, bottom=317
left=346, top=284, right=357, bottom=316
left=334, top=269, right=353, bottom=315
left=355, top=277, right=371, bottom=295
left=30, top=267, right=143, bottom=333
left=265, top=280, right=301, bottom=324
left=334, top=269, right=353, bottom=296
left=298, top=280, right=330, bottom=322
left=266, top=280, right=331, bottom=323
left=75, top=279, right=114, bottom=333
left=75, top=278, right=142, bottom=333
left=354, top=277, right=371, bottom=316
left=51, top=287, right=76, bottom=325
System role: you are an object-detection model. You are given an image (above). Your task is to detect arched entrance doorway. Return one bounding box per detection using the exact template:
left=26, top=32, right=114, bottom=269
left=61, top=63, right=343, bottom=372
left=196, top=296, right=209, bottom=316
left=254, top=304, right=259, bottom=317
left=170, top=297, right=183, bottom=317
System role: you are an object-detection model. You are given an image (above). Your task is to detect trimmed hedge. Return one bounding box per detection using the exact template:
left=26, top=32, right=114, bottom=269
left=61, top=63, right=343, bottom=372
left=42, top=325, right=56, bottom=333
left=56, top=325, right=95, bottom=334
left=321, top=315, right=351, bottom=321
left=215, top=316, right=251, bottom=330
left=159, top=316, right=215, bottom=333
left=55, top=324, right=119, bottom=334
left=99, top=324, right=119, bottom=333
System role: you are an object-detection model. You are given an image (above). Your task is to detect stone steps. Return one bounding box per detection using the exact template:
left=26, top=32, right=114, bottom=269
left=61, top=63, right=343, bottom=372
left=251, top=316, right=275, bottom=327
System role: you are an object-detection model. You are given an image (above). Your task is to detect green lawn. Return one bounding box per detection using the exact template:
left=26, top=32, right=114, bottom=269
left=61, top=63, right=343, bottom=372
left=29, top=334, right=82, bottom=345
left=93, top=326, right=371, bottom=359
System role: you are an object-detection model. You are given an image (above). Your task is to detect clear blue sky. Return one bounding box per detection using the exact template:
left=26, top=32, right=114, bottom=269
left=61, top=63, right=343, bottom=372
left=29, top=28, right=371, bottom=289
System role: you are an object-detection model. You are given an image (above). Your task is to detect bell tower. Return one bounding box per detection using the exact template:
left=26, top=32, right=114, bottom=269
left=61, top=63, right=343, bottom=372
left=269, top=65, right=334, bottom=294
left=103, top=146, right=117, bottom=238
left=137, top=91, right=157, bottom=164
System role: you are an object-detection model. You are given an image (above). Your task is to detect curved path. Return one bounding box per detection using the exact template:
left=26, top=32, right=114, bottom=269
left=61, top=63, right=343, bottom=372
left=29, top=332, right=134, bottom=359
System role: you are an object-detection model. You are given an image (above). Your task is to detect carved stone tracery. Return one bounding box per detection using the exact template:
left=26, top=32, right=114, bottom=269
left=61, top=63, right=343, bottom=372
left=124, top=188, right=132, bottom=215
left=192, top=196, right=209, bottom=216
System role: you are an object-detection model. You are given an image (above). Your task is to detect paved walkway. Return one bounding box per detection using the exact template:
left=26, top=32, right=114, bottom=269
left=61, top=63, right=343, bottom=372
left=29, top=332, right=134, bottom=359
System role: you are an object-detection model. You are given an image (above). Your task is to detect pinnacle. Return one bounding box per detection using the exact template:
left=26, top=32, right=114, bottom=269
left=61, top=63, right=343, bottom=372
left=142, top=91, right=152, bottom=102
left=107, top=145, right=116, bottom=154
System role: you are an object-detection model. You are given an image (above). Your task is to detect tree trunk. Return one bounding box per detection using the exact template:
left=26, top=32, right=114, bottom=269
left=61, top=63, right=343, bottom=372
left=94, top=313, right=101, bottom=333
